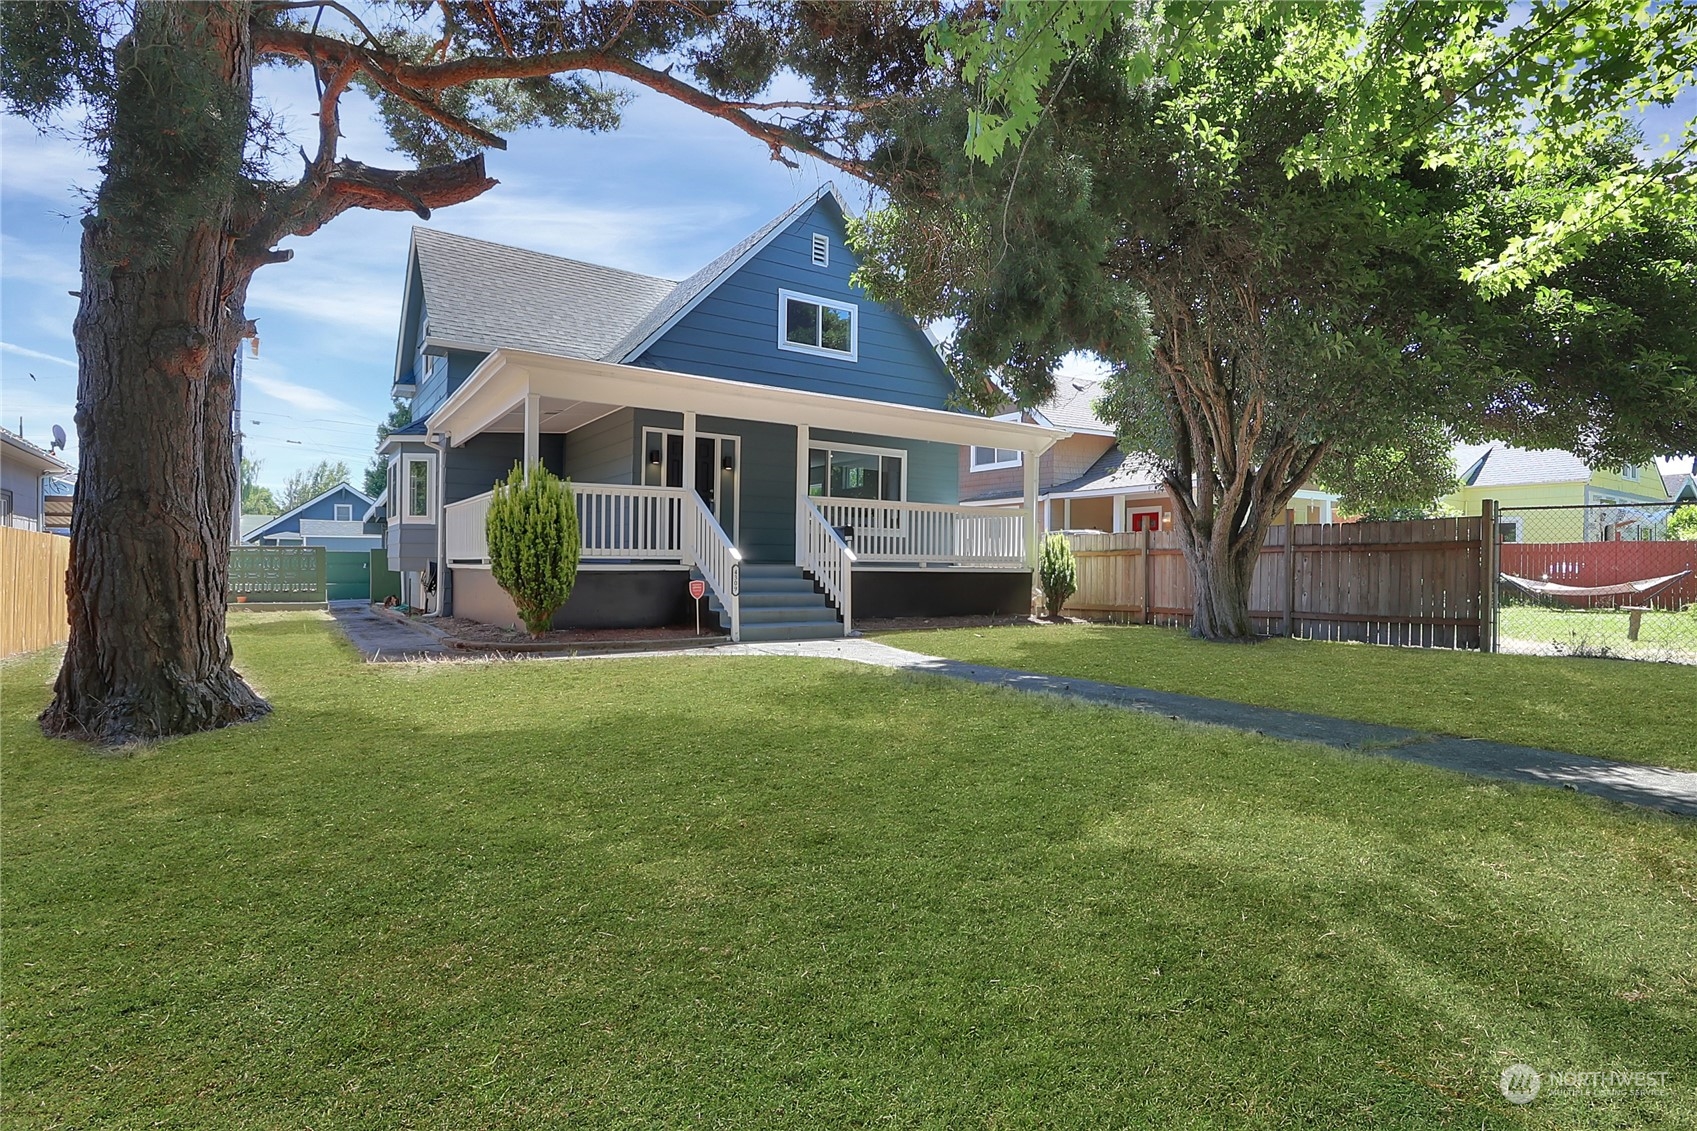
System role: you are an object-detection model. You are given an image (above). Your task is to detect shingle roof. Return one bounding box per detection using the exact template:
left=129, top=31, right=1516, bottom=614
left=390, top=419, right=428, bottom=436
left=0, top=426, right=70, bottom=474
left=411, top=227, right=677, bottom=361
left=1051, top=445, right=1166, bottom=494
left=1037, top=378, right=1116, bottom=435
left=1663, top=469, right=1697, bottom=500
left=602, top=189, right=833, bottom=362
left=1453, top=442, right=1590, bottom=487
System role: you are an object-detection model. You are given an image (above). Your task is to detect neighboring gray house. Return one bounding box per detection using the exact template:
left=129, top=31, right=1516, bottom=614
left=1663, top=461, right=1697, bottom=506
left=0, top=427, right=71, bottom=533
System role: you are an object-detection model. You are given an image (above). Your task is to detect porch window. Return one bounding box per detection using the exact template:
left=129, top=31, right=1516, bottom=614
left=808, top=445, right=904, bottom=501
left=779, top=289, right=857, bottom=360
left=970, top=445, right=1022, bottom=471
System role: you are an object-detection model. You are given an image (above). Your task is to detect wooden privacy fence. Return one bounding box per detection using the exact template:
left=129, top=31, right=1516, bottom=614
left=1064, top=514, right=1488, bottom=649
left=1, top=525, right=71, bottom=657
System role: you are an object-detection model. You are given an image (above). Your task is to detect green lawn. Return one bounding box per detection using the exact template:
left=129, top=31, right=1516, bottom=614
left=1498, top=604, right=1697, bottom=664
left=3, top=613, right=1692, bottom=1129
left=876, top=623, right=1696, bottom=770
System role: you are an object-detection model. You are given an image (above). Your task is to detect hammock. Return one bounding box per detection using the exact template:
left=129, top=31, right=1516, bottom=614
left=1501, top=569, right=1691, bottom=600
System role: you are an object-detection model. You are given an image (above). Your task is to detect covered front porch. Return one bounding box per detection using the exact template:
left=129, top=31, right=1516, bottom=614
left=428, top=350, right=1065, bottom=640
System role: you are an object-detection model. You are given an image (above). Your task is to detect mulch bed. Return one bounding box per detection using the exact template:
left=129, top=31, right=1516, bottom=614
left=856, top=614, right=1088, bottom=634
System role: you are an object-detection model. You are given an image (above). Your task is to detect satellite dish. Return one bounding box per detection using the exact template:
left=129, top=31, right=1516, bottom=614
left=50, top=424, right=67, bottom=452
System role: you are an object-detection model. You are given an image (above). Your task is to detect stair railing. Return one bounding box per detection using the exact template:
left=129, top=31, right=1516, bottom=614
left=800, top=497, right=856, bottom=635
left=686, top=491, right=742, bottom=641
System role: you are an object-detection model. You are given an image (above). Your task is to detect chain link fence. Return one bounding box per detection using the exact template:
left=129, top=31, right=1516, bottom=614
left=1494, top=503, right=1697, bottom=663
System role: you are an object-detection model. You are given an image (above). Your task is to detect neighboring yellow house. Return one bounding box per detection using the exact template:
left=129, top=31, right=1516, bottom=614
left=1443, top=443, right=1674, bottom=542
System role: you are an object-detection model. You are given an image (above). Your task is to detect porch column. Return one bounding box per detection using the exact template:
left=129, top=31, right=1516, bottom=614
left=522, top=392, right=540, bottom=479
left=682, top=410, right=698, bottom=566
left=1063, top=497, right=1073, bottom=529
left=1112, top=495, right=1125, bottom=533
left=795, top=424, right=810, bottom=562
left=1023, top=448, right=1041, bottom=569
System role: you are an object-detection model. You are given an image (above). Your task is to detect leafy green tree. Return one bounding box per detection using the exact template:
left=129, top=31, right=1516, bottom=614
left=1669, top=505, right=1697, bottom=542
left=487, top=463, right=580, bottom=637
left=1038, top=533, right=1077, bottom=619
left=239, top=457, right=280, bottom=515
left=280, top=460, right=351, bottom=511
left=364, top=400, right=413, bottom=500
left=852, top=3, right=1696, bottom=638
left=4, top=1, right=932, bottom=741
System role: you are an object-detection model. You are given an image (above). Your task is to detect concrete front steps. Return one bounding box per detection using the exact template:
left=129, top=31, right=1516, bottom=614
left=696, top=563, right=844, bottom=642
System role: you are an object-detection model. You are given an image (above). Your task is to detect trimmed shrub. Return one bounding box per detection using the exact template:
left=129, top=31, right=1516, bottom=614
left=487, top=463, right=580, bottom=636
left=1038, top=532, right=1077, bottom=618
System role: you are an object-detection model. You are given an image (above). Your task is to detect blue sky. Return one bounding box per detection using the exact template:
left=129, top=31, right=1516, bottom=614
left=0, top=46, right=1692, bottom=490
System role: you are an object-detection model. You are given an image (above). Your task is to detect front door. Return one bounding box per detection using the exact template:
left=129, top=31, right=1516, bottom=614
left=643, top=428, right=739, bottom=542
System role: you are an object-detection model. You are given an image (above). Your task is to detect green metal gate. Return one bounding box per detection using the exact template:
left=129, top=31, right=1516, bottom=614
left=325, top=551, right=371, bottom=601
left=369, top=548, right=402, bottom=604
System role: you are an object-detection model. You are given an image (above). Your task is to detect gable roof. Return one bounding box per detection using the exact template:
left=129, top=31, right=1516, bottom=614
left=1663, top=466, right=1697, bottom=500
left=604, top=184, right=851, bottom=363
left=1052, top=445, right=1165, bottom=495
left=1453, top=442, right=1591, bottom=487
left=409, top=227, right=677, bottom=362
left=297, top=518, right=378, bottom=539
left=244, top=482, right=375, bottom=543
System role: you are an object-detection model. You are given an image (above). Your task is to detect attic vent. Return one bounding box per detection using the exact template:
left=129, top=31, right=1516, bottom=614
left=811, top=232, right=829, bottom=268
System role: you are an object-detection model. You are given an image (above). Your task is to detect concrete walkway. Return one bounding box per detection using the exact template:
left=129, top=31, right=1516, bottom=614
left=328, top=605, right=451, bottom=662
left=713, top=638, right=1697, bottom=818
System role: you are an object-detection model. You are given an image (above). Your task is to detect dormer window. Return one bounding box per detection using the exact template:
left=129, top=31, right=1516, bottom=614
left=811, top=233, right=829, bottom=267
left=778, top=289, right=857, bottom=361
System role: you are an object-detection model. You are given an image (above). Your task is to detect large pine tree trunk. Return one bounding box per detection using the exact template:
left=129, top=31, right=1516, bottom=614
left=41, top=3, right=268, bottom=743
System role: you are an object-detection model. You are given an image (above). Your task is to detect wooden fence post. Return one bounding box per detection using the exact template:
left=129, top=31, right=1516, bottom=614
left=1283, top=508, right=1297, bottom=638
left=1139, top=527, right=1152, bottom=625
left=1480, top=498, right=1499, bottom=653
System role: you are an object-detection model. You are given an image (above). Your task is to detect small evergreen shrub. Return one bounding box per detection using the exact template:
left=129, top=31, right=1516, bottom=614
left=1038, top=532, right=1078, bottom=618
left=1669, top=504, right=1697, bottom=541
left=487, top=463, right=580, bottom=636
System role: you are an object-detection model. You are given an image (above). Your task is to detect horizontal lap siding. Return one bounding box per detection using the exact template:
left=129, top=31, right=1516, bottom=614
left=631, top=199, right=957, bottom=411
left=414, top=348, right=488, bottom=420
left=445, top=433, right=563, bottom=506
left=566, top=409, right=637, bottom=485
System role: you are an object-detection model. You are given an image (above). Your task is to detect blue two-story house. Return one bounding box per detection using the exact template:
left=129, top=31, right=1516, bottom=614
left=380, top=185, right=1065, bottom=640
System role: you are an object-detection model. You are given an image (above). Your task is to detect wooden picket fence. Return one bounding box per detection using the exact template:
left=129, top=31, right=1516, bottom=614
left=1, top=525, right=71, bottom=657
left=1064, top=514, right=1488, bottom=649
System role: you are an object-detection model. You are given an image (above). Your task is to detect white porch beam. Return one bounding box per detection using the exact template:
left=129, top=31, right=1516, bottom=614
left=435, top=362, right=530, bottom=446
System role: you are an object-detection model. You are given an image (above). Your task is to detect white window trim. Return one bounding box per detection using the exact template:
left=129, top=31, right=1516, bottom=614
left=777, top=288, right=859, bottom=362
left=402, top=453, right=436, bottom=521
left=811, top=232, right=829, bottom=267
left=1497, top=515, right=1524, bottom=543
left=333, top=503, right=354, bottom=522
left=807, top=440, right=908, bottom=502
left=970, top=446, right=1023, bottom=472
left=1620, top=464, right=1640, bottom=481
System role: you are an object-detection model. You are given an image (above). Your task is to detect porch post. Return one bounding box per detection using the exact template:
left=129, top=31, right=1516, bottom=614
left=522, top=392, right=540, bottom=479
left=1112, top=494, right=1125, bottom=533
left=682, top=410, right=698, bottom=567
left=1023, top=449, right=1041, bottom=569
left=795, top=423, right=810, bottom=562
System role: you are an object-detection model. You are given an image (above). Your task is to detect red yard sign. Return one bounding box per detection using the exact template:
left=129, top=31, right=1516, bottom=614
left=688, top=579, right=706, bottom=600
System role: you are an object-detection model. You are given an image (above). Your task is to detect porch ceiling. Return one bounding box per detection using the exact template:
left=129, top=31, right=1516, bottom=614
left=427, top=348, right=1071, bottom=453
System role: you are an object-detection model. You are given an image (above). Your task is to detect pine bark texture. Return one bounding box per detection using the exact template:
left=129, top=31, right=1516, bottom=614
left=41, top=3, right=268, bottom=742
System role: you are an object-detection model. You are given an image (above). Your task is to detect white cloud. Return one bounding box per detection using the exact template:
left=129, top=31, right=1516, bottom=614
left=0, top=233, right=81, bottom=292
left=242, top=360, right=363, bottom=418
left=0, top=341, right=75, bottom=368
left=0, top=116, right=100, bottom=204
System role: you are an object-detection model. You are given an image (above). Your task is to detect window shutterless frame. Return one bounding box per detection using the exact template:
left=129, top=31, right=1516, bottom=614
left=777, top=288, right=858, bottom=361
left=398, top=453, right=435, bottom=521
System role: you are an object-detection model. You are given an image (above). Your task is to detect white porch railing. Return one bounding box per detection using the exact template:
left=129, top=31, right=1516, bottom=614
left=2, top=514, right=41, bottom=531
left=445, top=483, right=688, bottom=566
left=800, top=498, right=855, bottom=634
left=813, top=499, right=1026, bottom=566
left=687, top=492, right=742, bottom=642
left=443, top=482, right=745, bottom=641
